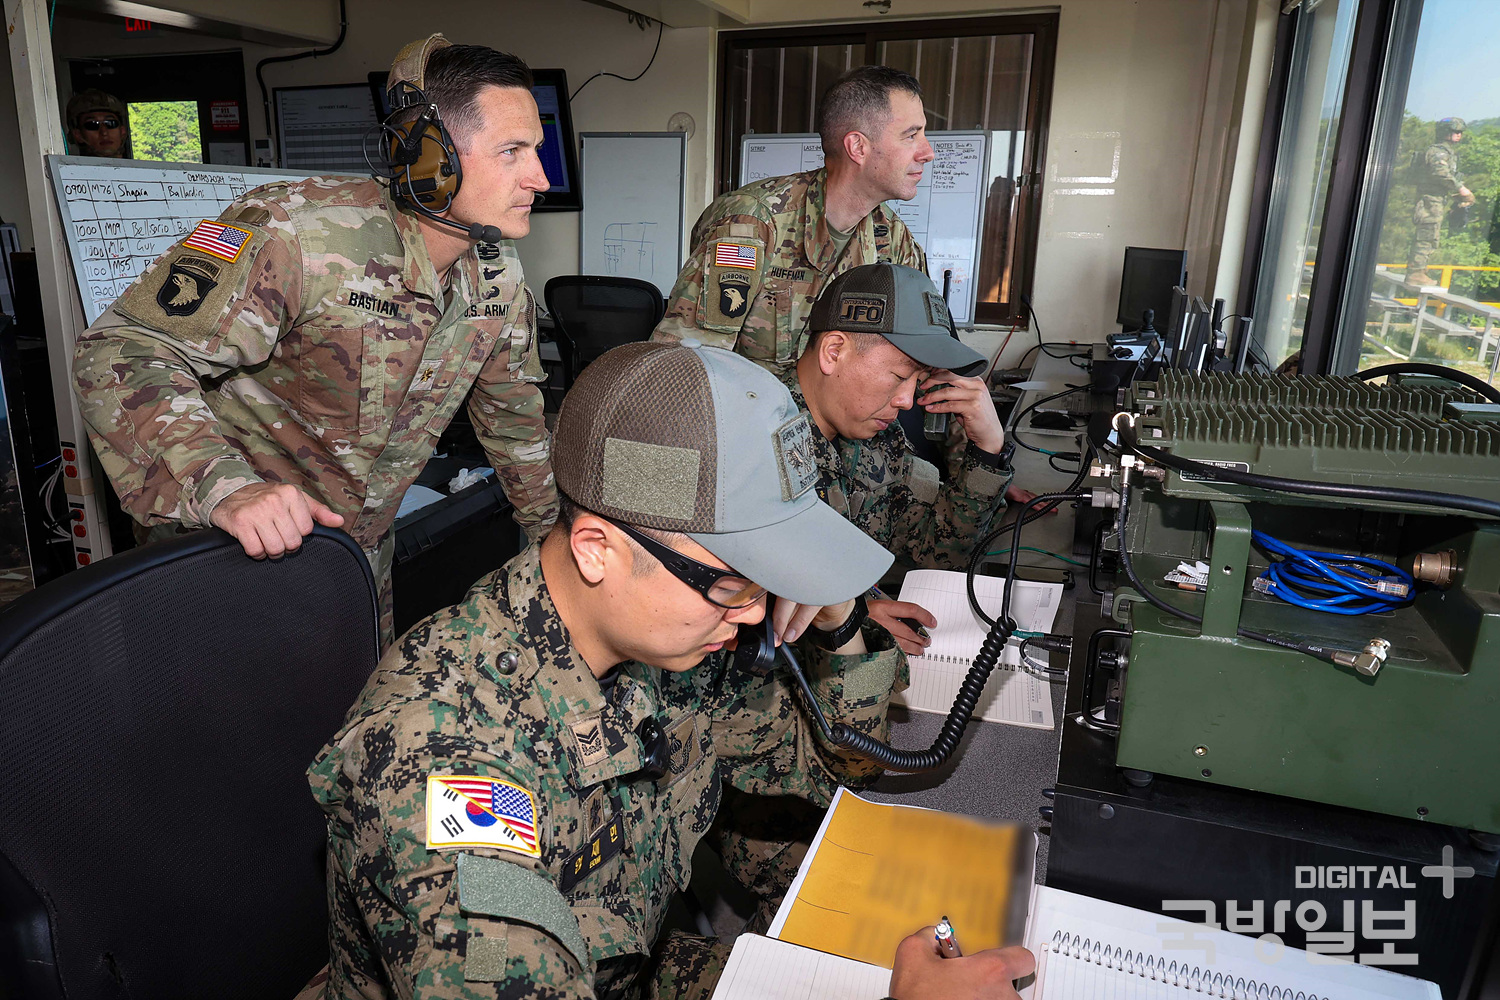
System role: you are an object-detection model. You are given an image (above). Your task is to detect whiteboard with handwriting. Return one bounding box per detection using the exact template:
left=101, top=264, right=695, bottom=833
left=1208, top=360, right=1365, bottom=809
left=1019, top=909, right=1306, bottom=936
left=738, top=132, right=988, bottom=325
left=47, top=156, right=322, bottom=324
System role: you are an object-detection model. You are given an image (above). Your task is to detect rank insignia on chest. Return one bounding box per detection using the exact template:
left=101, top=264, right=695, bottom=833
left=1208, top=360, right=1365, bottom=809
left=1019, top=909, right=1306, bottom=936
left=155, top=256, right=221, bottom=317
left=559, top=811, right=625, bottom=891
left=411, top=360, right=442, bottom=392
left=569, top=716, right=611, bottom=768
left=425, top=774, right=541, bottom=857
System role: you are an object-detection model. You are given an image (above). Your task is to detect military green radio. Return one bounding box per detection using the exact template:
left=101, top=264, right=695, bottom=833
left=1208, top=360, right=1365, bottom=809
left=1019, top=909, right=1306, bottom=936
left=1089, top=370, right=1500, bottom=839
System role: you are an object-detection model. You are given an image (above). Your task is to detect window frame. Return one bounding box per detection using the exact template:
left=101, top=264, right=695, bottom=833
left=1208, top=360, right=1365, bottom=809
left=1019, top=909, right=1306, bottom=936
left=1238, top=0, right=1410, bottom=374
left=713, top=13, right=1059, bottom=326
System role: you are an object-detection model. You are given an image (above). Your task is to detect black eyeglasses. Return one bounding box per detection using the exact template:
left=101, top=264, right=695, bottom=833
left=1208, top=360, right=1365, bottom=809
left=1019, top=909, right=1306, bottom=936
left=79, top=118, right=122, bottom=131
left=605, top=517, right=766, bottom=609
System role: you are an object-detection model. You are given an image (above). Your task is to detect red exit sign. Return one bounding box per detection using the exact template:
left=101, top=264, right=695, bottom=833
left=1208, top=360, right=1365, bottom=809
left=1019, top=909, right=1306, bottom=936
left=124, top=17, right=153, bottom=32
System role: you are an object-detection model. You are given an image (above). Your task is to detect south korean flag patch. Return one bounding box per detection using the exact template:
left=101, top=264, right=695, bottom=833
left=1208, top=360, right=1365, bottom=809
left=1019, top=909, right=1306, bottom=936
left=426, top=774, right=541, bottom=857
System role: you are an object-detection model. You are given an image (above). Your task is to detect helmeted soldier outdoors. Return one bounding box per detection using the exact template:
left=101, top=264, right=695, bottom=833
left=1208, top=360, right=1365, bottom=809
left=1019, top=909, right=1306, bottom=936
left=298, top=341, right=1035, bottom=1000
left=67, top=89, right=130, bottom=158
left=1407, top=116, right=1475, bottom=286
left=788, top=263, right=1011, bottom=655
left=72, top=36, right=557, bottom=645
left=652, top=65, right=931, bottom=372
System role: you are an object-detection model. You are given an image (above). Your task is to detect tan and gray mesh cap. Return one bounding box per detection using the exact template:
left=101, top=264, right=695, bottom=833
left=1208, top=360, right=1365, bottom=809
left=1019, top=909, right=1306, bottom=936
left=808, top=263, right=988, bottom=377
left=553, top=341, right=893, bottom=605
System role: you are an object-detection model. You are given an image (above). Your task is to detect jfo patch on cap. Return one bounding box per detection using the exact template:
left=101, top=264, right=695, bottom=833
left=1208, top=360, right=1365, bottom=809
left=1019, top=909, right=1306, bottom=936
left=838, top=293, right=887, bottom=326
left=773, top=413, right=818, bottom=502
left=425, top=774, right=540, bottom=857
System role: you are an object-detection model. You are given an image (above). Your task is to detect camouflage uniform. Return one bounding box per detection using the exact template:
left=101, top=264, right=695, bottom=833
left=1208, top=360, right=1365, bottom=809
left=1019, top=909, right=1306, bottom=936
left=304, top=543, right=904, bottom=999
left=1409, top=140, right=1463, bottom=275
left=653, top=168, right=926, bottom=372
left=782, top=371, right=1009, bottom=573
left=73, top=177, right=557, bottom=642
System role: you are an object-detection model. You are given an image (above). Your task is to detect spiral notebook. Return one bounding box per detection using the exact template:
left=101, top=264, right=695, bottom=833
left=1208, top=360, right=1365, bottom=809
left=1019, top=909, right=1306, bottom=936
left=892, top=570, right=1060, bottom=730
left=1023, top=886, right=1439, bottom=1000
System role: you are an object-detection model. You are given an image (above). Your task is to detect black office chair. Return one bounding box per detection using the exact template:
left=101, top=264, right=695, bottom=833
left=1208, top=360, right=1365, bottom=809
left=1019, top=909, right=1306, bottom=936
left=543, top=275, right=666, bottom=390
left=0, top=527, right=379, bottom=1000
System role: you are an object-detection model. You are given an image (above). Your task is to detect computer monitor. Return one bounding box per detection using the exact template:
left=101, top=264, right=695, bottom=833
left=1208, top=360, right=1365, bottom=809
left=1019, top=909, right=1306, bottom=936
left=1116, top=247, right=1188, bottom=332
left=528, top=69, right=581, bottom=212
left=366, top=68, right=581, bottom=212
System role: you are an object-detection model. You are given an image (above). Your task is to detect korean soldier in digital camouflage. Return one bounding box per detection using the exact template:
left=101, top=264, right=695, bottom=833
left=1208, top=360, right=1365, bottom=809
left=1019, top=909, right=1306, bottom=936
left=72, top=37, right=556, bottom=644
left=1407, top=116, right=1476, bottom=285
left=787, top=262, right=1011, bottom=656
left=297, top=340, right=1036, bottom=1000
left=652, top=65, right=932, bottom=372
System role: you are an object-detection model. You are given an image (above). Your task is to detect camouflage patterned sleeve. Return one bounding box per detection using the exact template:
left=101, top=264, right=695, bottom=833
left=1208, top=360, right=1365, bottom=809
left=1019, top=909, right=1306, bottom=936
left=469, top=283, right=558, bottom=541
left=72, top=200, right=303, bottom=527
left=706, top=635, right=908, bottom=804
left=1426, top=145, right=1462, bottom=195
left=313, top=716, right=598, bottom=998
left=875, top=440, right=1010, bottom=572
left=891, top=218, right=929, bottom=272
left=652, top=209, right=774, bottom=353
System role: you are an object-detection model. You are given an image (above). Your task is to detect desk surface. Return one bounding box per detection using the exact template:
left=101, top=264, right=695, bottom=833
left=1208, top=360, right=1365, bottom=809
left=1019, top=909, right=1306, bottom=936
left=869, top=348, right=1089, bottom=882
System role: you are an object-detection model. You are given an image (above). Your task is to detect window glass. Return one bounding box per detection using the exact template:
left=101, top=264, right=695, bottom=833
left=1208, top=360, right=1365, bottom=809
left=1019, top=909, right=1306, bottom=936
left=1250, top=0, right=1359, bottom=369
left=1334, top=0, right=1500, bottom=383
left=127, top=101, right=202, bottom=163
left=721, top=20, right=1050, bottom=323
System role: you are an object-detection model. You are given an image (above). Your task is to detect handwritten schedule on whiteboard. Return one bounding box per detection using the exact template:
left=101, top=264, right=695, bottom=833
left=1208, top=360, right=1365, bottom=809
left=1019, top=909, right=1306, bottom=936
left=48, top=157, right=315, bottom=324
left=738, top=132, right=988, bottom=325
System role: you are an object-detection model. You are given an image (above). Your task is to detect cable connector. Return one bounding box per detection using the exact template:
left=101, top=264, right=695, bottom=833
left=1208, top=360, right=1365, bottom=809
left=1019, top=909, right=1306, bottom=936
left=1027, top=633, right=1074, bottom=655
left=1089, top=461, right=1117, bottom=479
left=1091, top=487, right=1121, bottom=508
left=1331, top=638, right=1391, bottom=677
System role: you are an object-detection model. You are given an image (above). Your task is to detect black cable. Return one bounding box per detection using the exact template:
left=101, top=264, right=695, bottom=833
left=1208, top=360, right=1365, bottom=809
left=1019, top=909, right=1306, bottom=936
left=571, top=18, right=664, bottom=100
left=256, top=0, right=348, bottom=138
left=1048, top=453, right=1083, bottom=474
left=1353, top=362, right=1500, bottom=405
left=1017, top=341, right=1090, bottom=366
left=1116, top=420, right=1500, bottom=520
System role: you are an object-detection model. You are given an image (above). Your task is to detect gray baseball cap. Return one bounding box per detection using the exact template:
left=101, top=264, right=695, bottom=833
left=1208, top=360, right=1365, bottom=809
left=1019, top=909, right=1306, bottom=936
left=808, top=263, right=988, bottom=377
left=552, top=340, right=893, bottom=605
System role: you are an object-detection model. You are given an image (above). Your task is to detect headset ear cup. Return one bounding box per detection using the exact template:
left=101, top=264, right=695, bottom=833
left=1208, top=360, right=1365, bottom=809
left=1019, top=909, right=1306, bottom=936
left=391, top=119, right=461, bottom=208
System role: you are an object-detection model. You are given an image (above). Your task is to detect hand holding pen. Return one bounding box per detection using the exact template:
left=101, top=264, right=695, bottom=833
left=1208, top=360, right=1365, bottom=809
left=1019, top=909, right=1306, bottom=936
left=866, top=586, right=936, bottom=656
left=935, top=916, right=962, bottom=958
left=888, top=918, right=1035, bottom=1000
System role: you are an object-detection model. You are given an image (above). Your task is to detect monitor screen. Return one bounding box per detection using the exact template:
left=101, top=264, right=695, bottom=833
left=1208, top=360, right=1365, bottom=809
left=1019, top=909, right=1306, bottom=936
left=1116, top=247, right=1187, bottom=331
left=366, top=68, right=581, bottom=212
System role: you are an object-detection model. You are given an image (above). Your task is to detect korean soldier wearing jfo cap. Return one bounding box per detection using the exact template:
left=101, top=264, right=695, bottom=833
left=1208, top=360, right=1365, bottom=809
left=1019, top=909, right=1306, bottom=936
left=706, top=264, right=1012, bottom=931
left=787, top=262, right=1011, bottom=654
left=72, top=37, right=556, bottom=644
left=298, top=341, right=1035, bottom=1000
left=652, top=65, right=931, bottom=372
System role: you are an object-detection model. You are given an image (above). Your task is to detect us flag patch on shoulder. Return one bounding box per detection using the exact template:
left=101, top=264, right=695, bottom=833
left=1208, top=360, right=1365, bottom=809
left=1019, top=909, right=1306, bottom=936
left=713, top=241, right=758, bottom=269
left=182, top=220, right=253, bottom=262
left=425, top=774, right=541, bottom=857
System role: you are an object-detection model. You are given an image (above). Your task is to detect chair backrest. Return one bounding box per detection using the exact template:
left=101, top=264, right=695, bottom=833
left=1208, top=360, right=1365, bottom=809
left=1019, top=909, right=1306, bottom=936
left=0, top=527, right=379, bottom=1000
left=543, top=275, right=666, bottom=387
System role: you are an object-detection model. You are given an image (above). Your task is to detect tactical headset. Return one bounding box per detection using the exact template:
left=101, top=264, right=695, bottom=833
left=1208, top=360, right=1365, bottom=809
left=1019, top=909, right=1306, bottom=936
left=381, top=34, right=505, bottom=244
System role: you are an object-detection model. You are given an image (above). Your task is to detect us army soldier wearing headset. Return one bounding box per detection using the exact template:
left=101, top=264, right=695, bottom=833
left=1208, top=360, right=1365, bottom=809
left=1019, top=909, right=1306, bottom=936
left=73, top=36, right=556, bottom=643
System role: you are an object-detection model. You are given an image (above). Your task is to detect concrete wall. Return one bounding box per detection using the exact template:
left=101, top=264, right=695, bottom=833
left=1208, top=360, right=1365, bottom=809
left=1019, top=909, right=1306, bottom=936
left=6, top=0, right=1276, bottom=359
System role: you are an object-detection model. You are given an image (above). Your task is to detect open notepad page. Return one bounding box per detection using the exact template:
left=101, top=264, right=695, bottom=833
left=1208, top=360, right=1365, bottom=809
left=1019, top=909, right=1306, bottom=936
left=892, top=570, right=1060, bottom=729
left=1022, top=886, right=1440, bottom=1000
left=709, top=934, right=891, bottom=1000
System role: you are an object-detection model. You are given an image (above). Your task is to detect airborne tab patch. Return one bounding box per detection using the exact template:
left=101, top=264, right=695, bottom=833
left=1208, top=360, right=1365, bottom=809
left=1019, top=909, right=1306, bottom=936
left=426, top=774, right=541, bottom=857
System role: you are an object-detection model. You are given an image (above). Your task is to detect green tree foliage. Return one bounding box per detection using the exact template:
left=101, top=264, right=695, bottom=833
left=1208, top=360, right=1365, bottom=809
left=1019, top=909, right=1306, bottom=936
left=127, top=101, right=202, bottom=164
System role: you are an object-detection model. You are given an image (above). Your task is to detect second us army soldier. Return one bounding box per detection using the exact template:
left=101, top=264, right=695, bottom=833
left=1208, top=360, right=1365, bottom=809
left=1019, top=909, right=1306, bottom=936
left=653, top=65, right=932, bottom=371
left=299, top=341, right=1035, bottom=1000
left=72, top=36, right=556, bottom=643
left=789, top=263, right=1010, bottom=654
